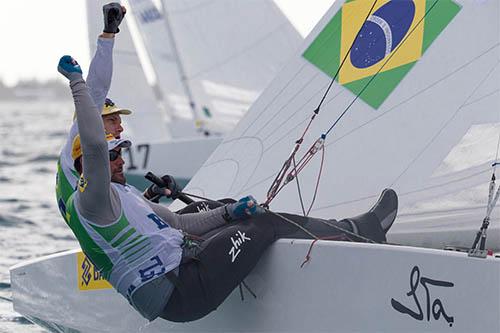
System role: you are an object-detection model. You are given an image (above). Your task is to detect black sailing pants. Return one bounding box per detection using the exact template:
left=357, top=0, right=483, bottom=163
left=160, top=211, right=378, bottom=322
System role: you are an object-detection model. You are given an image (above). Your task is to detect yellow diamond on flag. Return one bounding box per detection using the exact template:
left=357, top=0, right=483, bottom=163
left=339, top=0, right=426, bottom=85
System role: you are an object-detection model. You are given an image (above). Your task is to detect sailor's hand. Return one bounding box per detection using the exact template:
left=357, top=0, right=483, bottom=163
left=144, top=184, right=171, bottom=202
left=160, top=175, right=179, bottom=199
left=57, top=56, right=83, bottom=82
left=225, top=195, right=264, bottom=221
left=143, top=175, right=179, bottom=202
left=103, top=3, right=126, bottom=34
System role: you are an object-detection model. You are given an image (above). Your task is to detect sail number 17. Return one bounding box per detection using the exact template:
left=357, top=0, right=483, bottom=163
left=124, top=144, right=150, bottom=170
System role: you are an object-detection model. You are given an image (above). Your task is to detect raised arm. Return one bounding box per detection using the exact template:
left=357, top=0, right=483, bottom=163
left=58, top=56, right=119, bottom=224
left=87, top=35, right=114, bottom=113
left=58, top=34, right=113, bottom=180
left=87, top=3, right=126, bottom=112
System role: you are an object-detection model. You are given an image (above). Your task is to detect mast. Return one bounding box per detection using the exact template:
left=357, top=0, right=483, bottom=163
left=159, top=0, right=203, bottom=126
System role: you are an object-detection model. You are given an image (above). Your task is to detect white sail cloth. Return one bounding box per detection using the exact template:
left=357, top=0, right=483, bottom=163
left=178, top=0, right=500, bottom=250
left=125, top=0, right=302, bottom=134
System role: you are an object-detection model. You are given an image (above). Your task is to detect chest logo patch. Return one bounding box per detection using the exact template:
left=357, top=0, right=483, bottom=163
left=78, top=175, right=88, bottom=193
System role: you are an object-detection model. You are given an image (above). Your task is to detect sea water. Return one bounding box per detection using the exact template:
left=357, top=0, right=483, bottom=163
left=0, top=101, right=78, bottom=332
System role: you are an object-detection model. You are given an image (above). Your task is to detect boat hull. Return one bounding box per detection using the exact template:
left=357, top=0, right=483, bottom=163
left=10, top=240, right=500, bottom=332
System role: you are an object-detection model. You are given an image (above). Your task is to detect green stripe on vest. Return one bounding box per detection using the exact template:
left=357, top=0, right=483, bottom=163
left=66, top=194, right=114, bottom=278
left=118, top=234, right=142, bottom=251
left=121, top=236, right=149, bottom=256
left=90, top=214, right=132, bottom=243
left=124, top=242, right=152, bottom=261
left=111, top=228, right=136, bottom=248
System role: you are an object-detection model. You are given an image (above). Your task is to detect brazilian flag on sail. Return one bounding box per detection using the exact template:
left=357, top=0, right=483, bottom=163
left=303, top=0, right=461, bottom=109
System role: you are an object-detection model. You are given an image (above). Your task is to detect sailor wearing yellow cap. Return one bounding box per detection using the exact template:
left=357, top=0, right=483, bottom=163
left=100, top=97, right=132, bottom=139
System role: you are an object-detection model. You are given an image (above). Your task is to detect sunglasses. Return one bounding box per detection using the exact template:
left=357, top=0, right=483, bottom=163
left=109, top=149, right=122, bottom=161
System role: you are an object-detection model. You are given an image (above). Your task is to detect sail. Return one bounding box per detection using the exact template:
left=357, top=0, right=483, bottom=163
left=123, top=0, right=191, bottom=124
left=179, top=0, right=500, bottom=250
left=125, top=0, right=303, bottom=135
left=86, top=0, right=171, bottom=143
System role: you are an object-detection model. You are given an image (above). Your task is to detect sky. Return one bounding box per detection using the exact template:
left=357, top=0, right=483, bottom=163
left=0, top=0, right=333, bottom=86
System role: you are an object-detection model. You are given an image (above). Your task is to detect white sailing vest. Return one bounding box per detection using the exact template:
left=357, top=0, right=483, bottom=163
left=66, top=183, right=184, bottom=302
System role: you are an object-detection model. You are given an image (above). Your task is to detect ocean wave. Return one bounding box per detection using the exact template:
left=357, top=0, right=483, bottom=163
left=47, top=131, right=68, bottom=138
left=0, top=198, right=24, bottom=203
left=2, top=149, right=26, bottom=158
left=33, top=167, right=52, bottom=174
left=9, top=254, right=32, bottom=261
left=0, top=161, right=15, bottom=167
left=14, top=205, right=31, bottom=212
left=27, top=154, right=59, bottom=163
left=43, top=234, right=76, bottom=241
left=0, top=214, right=35, bottom=227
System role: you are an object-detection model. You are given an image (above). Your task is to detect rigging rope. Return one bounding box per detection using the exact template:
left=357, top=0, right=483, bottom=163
left=265, top=0, right=440, bottom=209
left=263, top=0, right=380, bottom=208
left=292, top=156, right=307, bottom=216
left=306, top=146, right=325, bottom=216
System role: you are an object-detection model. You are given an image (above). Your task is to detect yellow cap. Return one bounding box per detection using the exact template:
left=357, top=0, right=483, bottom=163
left=102, top=98, right=132, bottom=116
left=71, top=98, right=132, bottom=121
left=71, top=133, right=132, bottom=161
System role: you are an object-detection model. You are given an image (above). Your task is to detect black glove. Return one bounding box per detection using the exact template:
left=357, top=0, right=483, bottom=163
left=144, top=184, right=164, bottom=203
left=144, top=175, right=179, bottom=202
left=103, top=3, right=126, bottom=34
left=161, top=175, right=179, bottom=199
